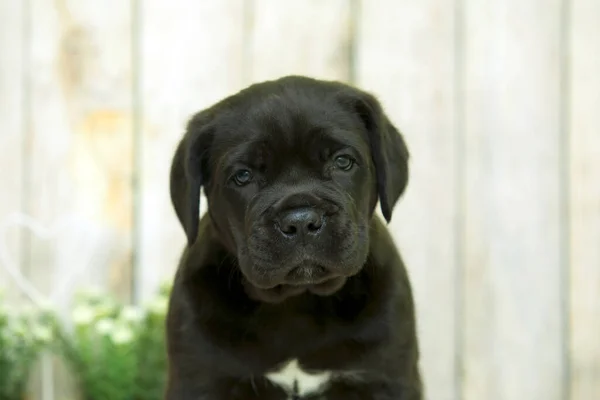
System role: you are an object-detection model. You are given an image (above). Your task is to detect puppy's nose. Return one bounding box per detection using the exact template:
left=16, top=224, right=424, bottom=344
left=276, top=208, right=324, bottom=237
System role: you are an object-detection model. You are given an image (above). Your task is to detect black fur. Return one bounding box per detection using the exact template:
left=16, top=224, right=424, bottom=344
left=166, top=76, right=422, bottom=399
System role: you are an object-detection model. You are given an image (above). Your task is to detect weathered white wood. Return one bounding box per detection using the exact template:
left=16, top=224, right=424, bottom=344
left=355, top=1, right=458, bottom=399
left=0, top=1, right=25, bottom=302
left=250, top=0, right=352, bottom=82
left=569, top=0, right=600, bottom=398
left=27, top=1, right=135, bottom=398
left=137, top=0, right=246, bottom=302
left=28, top=0, right=134, bottom=303
left=17, top=2, right=136, bottom=399
left=462, top=1, right=564, bottom=399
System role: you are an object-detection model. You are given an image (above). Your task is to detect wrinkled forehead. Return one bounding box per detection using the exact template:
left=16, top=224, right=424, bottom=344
left=210, top=96, right=371, bottom=167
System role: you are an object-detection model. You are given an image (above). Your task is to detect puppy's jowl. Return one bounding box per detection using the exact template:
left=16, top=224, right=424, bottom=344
left=166, top=76, right=423, bottom=399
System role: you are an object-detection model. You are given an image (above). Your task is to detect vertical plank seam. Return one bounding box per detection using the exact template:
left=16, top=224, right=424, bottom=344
left=242, top=0, right=255, bottom=86
left=453, top=0, right=466, bottom=398
left=131, top=0, right=143, bottom=304
left=347, top=0, right=360, bottom=85
left=20, top=0, right=32, bottom=279
left=559, top=0, right=572, bottom=398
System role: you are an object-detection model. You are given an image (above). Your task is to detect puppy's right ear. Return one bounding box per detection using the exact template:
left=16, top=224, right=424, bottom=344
left=169, top=111, right=214, bottom=246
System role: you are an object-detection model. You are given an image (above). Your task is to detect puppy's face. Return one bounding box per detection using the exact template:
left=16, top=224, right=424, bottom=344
left=207, top=97, right=376, bottom=301
left=170, top=77, right=409, bottom=303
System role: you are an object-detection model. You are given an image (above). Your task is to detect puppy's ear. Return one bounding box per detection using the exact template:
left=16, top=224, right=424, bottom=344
left=169, top=111, right=214, bottom=245
left=340, top=89, right=409, bottom=222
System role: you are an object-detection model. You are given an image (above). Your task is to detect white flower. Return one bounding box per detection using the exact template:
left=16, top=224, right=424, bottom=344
left=147, top=297, right=168, bottom=316
left=95, top=318, right=115, bottom=336
left=95, top=302, right=116, bottom=318
left=72, top=305, right=96, bottom=326
left=120, top=306, right=144, bottom=324
left=111, top=324, right=134, bottom=345
left=75, top=287, right=106, bottom=304
left=32, top=325, right=53, bottom=343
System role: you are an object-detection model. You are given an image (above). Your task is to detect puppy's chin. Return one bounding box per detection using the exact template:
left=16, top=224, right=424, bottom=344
left=238, top=257, right=366, bottom=303
left=236, top=234, right=369, bottom=303
left=242, top=276, right=348, bottom=303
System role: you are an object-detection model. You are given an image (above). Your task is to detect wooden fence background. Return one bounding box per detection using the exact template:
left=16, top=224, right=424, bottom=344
left=0, top=1, right=599, bottom=399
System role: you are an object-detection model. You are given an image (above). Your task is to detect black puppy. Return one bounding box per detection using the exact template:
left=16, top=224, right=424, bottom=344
left=166, top=76, right=423, bottom=399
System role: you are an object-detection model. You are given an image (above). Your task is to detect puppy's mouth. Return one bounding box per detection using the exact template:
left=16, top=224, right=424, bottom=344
left=250, top=259, right=345, bottom=288
left=243, top=275, right=348, bottom=303
left=241, top=260, right=353, bottom=302
left=283, top=262, right=331, bottom=285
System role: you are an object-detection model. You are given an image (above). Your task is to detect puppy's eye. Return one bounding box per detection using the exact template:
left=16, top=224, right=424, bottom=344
left=334, top=155, right=354, bottom=171
left=233, top=169, right=253, bottom=186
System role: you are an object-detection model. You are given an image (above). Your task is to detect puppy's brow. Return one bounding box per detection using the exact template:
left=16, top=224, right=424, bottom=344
left=312, top=128, right=366, bottom=152
left=221, top=141, right=267, bottom=169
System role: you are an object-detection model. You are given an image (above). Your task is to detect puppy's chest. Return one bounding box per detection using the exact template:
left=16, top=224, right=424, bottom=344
left=265, top=359, right=331, bottom=398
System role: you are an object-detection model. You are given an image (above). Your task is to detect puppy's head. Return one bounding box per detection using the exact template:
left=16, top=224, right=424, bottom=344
left=170, top=76, right=409, bottom=302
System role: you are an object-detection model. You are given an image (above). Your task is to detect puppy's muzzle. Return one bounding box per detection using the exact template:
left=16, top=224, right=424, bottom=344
left=273, top=206, right=331, bottom=285
left=244, top=190, right=354, bottom=292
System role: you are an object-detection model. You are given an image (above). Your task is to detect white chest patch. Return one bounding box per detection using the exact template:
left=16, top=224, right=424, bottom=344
left=265, top=359, right=332, bottom=397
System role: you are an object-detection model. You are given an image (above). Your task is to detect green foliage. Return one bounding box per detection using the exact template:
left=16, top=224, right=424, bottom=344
left=133, top=283, right=170, bottom=400
left=55, top=283, right=171, bottom=400
left=0, top=282, right=171, bottom=400
left=0, top=293, right=54, bottom=400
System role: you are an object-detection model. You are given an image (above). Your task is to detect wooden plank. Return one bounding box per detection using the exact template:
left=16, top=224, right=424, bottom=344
left=27, top=0, right=134, bottom=306
left=355, top=1, right=458, bottom=399
left=137, top=0, right=246, bottom=302
left=26, top=3, right=135, bottom=398
left=569, top=0, right=600, bottom=397
left=27, top=4, right=135, bottom=398
left=462, top=1, right=565, bottom=399
left=0, top=1, right=25, bottom=303
left=249, top=0, right=352, bottom=82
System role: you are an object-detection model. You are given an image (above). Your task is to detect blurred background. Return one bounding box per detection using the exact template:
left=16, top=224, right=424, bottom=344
left=0, top=1, right=598, bottom=400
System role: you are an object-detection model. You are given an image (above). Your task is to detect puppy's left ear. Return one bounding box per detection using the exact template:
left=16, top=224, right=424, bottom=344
left=169, top=111, right=214, bottom=246
left=340, top=89, right=410, bottom=222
